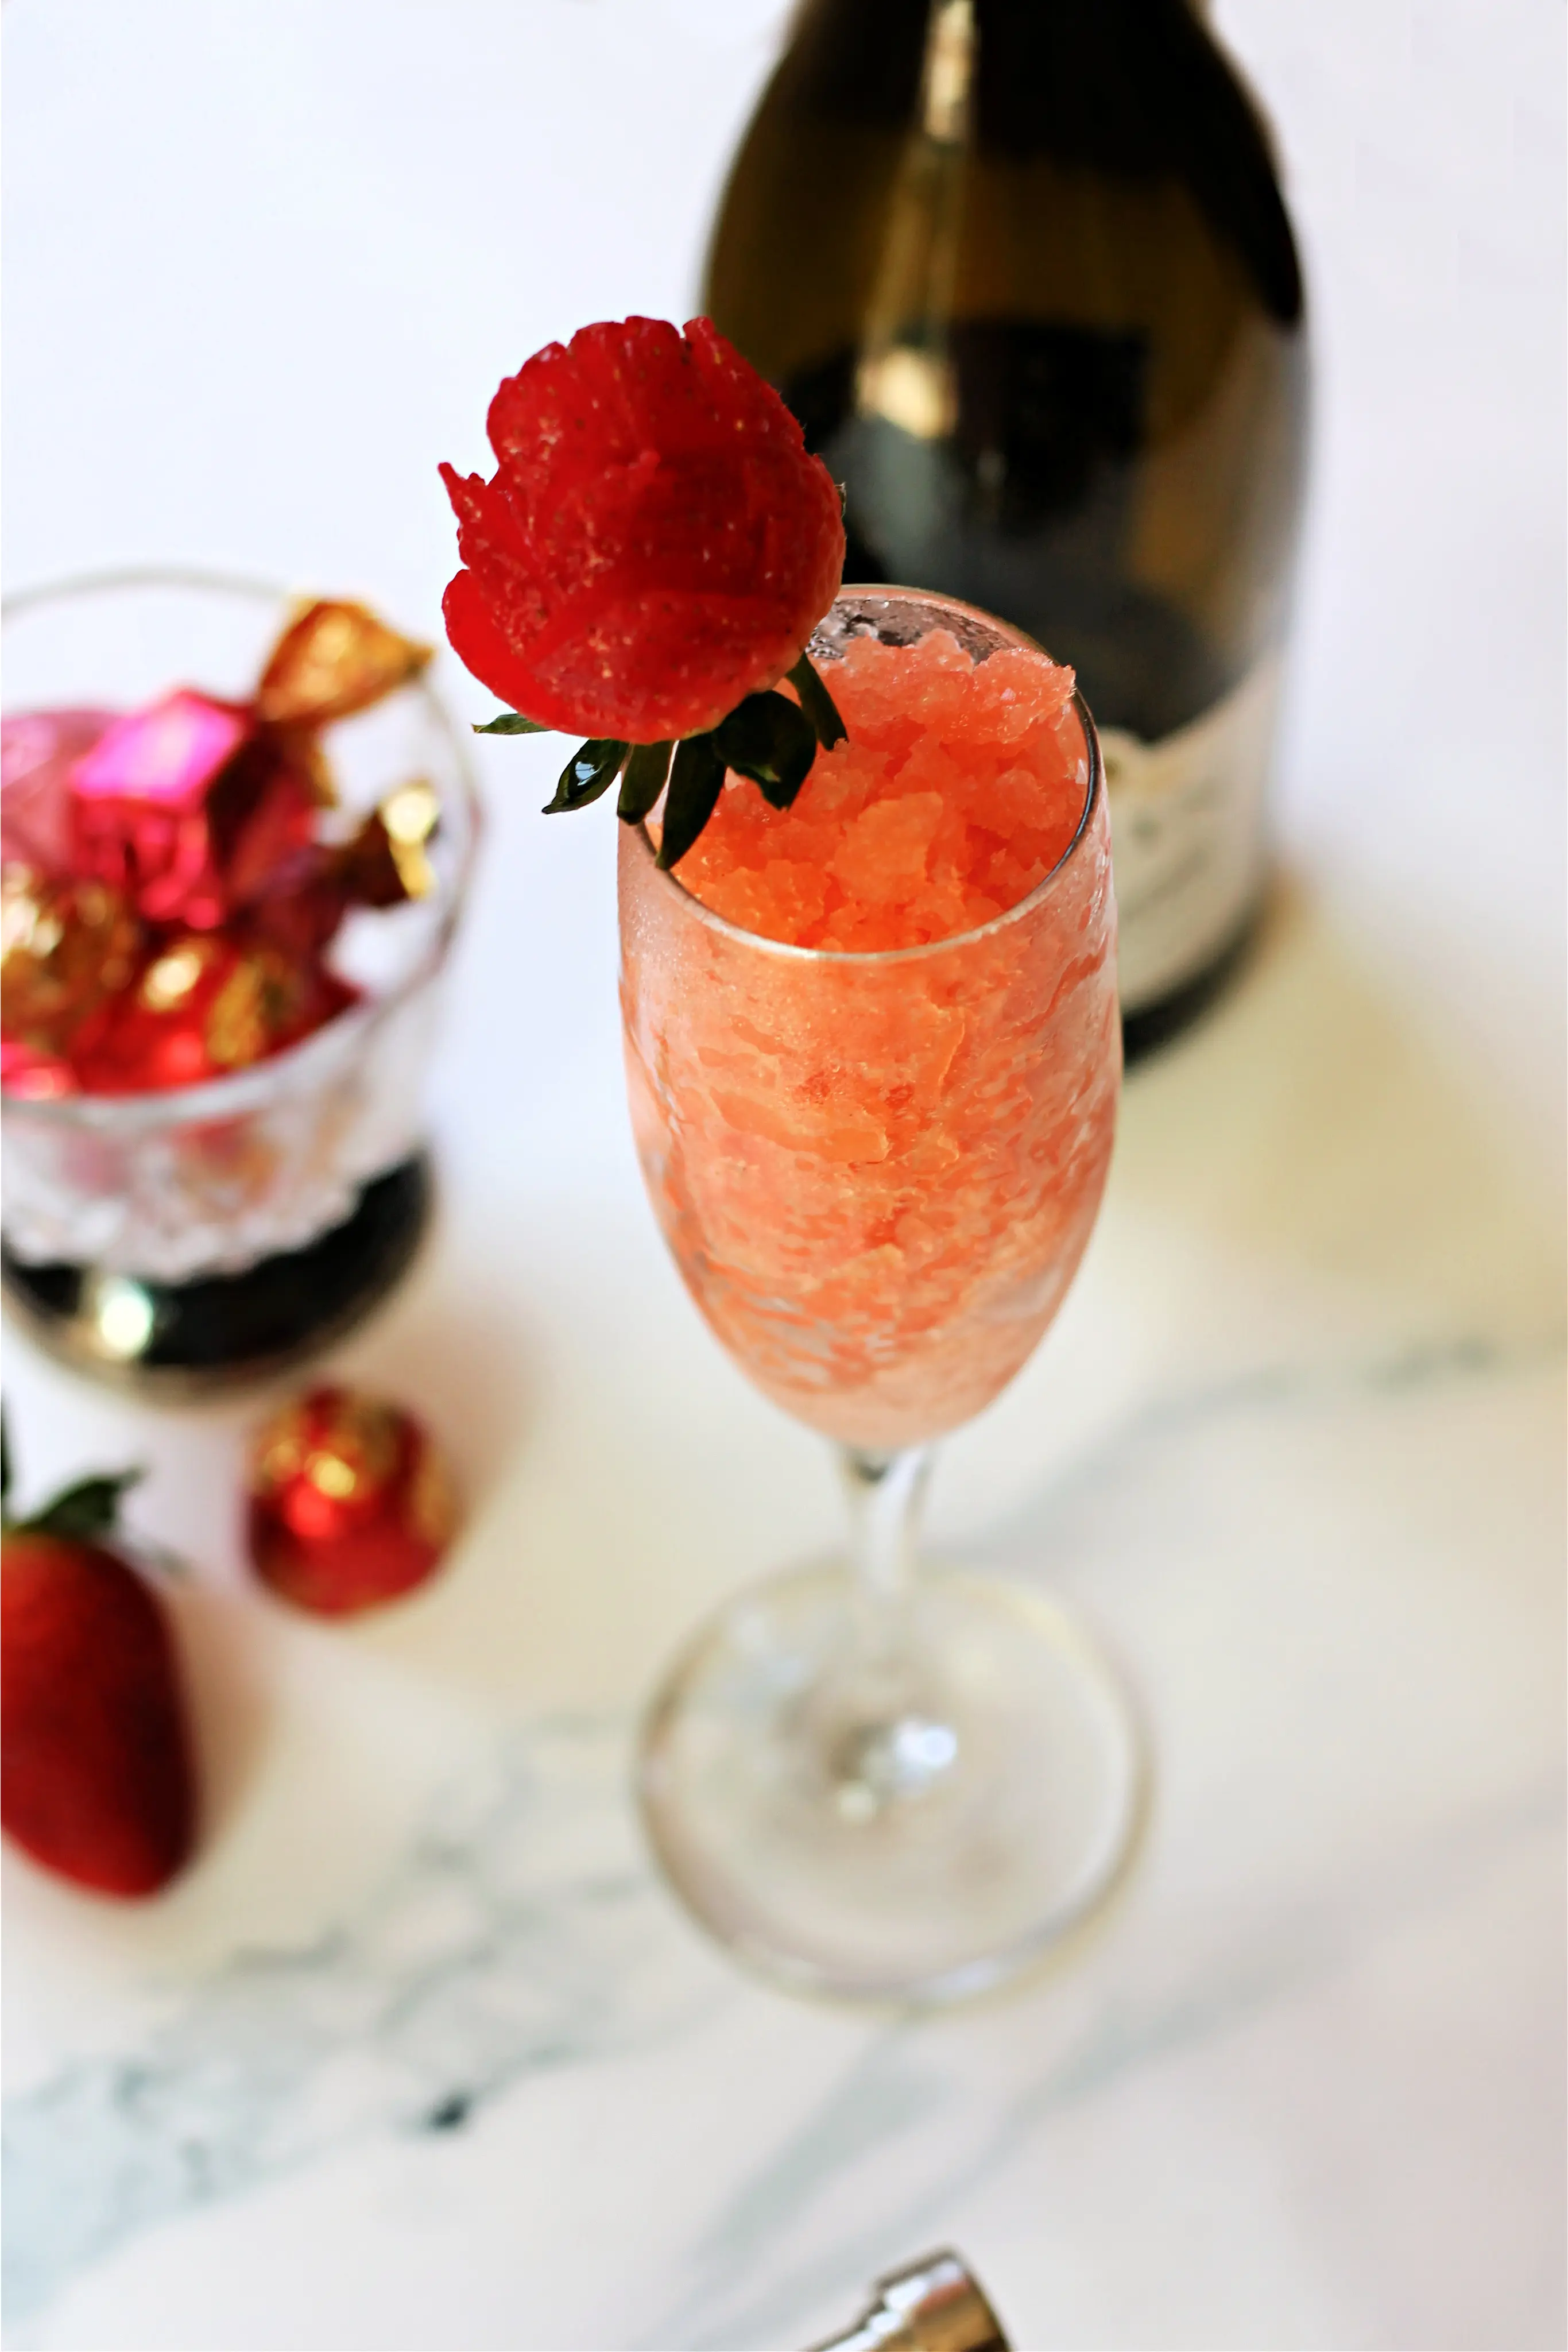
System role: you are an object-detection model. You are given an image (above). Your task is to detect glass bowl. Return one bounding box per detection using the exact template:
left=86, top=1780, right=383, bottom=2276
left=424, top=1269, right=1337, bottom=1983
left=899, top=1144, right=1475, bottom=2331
left=1, top=570, right=479, bottom=1392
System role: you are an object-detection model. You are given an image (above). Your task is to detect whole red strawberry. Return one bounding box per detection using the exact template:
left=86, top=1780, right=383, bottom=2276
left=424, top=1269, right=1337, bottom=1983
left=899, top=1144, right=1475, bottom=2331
left=2, top=1429, right=196, bottom=1898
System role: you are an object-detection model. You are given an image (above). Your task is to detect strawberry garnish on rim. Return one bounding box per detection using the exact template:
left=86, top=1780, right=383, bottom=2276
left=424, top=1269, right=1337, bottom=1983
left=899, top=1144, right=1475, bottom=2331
left=440, top=316, right=849, bottom=868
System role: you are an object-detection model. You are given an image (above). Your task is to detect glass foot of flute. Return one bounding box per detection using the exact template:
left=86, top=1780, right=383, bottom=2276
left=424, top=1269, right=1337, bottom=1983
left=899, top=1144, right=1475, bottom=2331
left=640, top=1451, right=1145, bottom=2005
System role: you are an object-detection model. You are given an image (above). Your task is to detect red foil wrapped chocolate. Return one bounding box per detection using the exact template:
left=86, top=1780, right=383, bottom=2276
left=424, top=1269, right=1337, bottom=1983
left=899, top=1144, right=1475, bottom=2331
left=70, top=934, right=358, bottom=1095
left=68, top=691, right=322, bottom=932
left=246, top=1386, right=459, bottom=1616
left=69, top=691, right=252, bottom=927
left=242, top=782, right=442, bottom=964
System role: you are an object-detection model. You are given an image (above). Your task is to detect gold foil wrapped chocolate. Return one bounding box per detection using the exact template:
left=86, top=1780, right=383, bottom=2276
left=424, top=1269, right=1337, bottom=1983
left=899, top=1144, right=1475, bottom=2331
left=340, top=779, right=442, bottom=907
left=1, top=867, right=142, bottom=1055
left=255, top=600, right=433, bottom=730
left=68, top=933, right=357, bottom=1093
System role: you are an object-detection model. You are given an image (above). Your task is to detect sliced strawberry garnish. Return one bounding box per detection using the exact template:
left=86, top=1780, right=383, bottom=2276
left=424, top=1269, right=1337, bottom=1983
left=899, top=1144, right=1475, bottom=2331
left=440, top=316, right=845, bottom=746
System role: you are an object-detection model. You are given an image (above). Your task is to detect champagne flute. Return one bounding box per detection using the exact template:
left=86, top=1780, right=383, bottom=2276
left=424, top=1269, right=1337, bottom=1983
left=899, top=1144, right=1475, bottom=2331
left=619, top=587, right=1141, bottom=2001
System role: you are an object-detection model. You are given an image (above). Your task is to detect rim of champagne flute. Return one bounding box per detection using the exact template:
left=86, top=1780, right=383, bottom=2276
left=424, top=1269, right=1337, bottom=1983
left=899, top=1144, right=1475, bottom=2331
left=1, top=565, right=481, bottom=1129
left=629, top=585, right=1104, bottom=968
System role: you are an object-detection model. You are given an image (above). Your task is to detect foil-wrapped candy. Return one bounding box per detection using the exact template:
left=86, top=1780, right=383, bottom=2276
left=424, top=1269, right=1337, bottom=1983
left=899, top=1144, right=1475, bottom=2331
left=1, top=865, right=143, bottom=1058
left=246, top=1385, right=459, bottom=1615
left=1, top=710, right=113, bottom=872
left=68, top=691, right=320, bottom=931
left=0, top=1038, right=78, bottom=1098
left=255, top=601, right=432, bottom=729
left=2, top=595, right=440, bottom=1101
left=71, top=931, right=358, bottom=1095
left=343, top=778, right=442, bottom=906
left=243, top=780, right=442, bottom=962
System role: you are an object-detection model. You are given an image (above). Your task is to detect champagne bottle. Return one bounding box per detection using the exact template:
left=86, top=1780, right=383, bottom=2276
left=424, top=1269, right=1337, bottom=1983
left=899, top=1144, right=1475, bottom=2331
left=704, top=0, right=1308, bottom=1057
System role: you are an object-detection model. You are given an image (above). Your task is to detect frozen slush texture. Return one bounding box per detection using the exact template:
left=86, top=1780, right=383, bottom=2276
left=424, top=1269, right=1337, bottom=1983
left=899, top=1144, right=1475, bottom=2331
left=620, top=622, right=1118, bottom=1450
left=677, top=630, right=1084, bottom=949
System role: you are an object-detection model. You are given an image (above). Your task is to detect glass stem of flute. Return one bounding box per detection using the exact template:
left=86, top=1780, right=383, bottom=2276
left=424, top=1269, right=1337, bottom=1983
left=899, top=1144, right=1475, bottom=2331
left=839, top=1444, right=932, bottom=1655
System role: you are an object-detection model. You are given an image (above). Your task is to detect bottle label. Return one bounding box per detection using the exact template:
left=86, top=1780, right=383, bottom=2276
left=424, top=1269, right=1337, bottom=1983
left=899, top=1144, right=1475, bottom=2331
left=1100, top=654, right=1282, bottom=1014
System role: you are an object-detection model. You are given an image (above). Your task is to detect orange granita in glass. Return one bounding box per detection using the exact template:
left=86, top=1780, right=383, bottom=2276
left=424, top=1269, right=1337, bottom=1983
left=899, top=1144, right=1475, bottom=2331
left=675, top=629, right=1086, bottom=950
left=619, top=598, right=1118, bottom=1452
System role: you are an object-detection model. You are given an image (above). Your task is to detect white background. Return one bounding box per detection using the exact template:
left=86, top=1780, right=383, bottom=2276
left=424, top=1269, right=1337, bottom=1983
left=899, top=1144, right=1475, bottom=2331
left=3, top=6, right=1564, bottom=2349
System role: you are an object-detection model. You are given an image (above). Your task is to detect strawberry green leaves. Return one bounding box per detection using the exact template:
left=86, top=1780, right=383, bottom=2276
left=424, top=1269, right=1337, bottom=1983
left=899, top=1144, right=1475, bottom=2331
left=618, top=742, right=673, bottom=825
left=0, top=1410, right=142, bottom=1541
left=544, top=738, right=629, bottom=814
left=23, top=1471, right=144, bottom=1543
left=787, top=653, right=847, bottom=752
left=474, top=651, right=847, bottom=868
left=657, top=737, right=727, bottom=872
left=712, top=692, right=818, bottom=810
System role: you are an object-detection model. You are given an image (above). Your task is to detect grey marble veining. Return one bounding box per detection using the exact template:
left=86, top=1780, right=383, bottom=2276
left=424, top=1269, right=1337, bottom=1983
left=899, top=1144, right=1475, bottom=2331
left=644, top=1775, right=1563, bottom=2352
left=3, top=1720, right=725, bottom=2328
left=6, top=1325, right=1558, bottom=2342
left=982, top=1325, right=1566, bottom=1517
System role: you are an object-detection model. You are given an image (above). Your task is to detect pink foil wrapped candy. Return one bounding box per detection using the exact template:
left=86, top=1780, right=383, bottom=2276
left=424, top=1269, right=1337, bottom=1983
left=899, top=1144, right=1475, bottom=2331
left=68, top=691, right=318, bottom=930
left=69, top=690, right=253, bottom=927
left=0, top=1036, right=78, bottom=1098
left=1, top=710, right=114, bottom=874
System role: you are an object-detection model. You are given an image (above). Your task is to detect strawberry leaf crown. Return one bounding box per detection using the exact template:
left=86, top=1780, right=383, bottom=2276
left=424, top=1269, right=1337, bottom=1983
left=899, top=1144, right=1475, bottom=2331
left=474, top=652, right=846, bottom=870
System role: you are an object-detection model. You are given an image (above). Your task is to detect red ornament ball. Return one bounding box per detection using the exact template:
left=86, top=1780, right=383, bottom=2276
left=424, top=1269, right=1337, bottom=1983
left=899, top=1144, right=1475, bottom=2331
left=440, top=315, right=846, bottom=744
left=246, top=1386, right=458, bottom=1616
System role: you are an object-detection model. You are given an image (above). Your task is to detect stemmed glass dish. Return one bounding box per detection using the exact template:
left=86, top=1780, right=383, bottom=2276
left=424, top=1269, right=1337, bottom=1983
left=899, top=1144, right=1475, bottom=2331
left=1, top=571, right=478, bottom=1391
left=618, top=587, right=1142, bottom=2002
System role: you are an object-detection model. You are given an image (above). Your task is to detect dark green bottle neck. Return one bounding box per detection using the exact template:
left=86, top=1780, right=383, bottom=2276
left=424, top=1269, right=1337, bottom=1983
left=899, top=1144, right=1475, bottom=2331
left=772, top=0, right=1302, bottom=326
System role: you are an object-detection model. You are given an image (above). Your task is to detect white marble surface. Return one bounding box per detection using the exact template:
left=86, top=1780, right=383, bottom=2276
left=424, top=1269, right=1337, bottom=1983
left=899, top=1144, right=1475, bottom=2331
left=3, top=4, right=1564, bottom=2347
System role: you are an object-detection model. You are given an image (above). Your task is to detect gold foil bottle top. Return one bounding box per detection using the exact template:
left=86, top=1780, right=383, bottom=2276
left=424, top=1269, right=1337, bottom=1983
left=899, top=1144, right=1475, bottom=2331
left=920, top=0, right=975, bottom=146
left=852, top=0, right=974, bottom=443
left=803, top=2250, right=1010, bottom=2352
